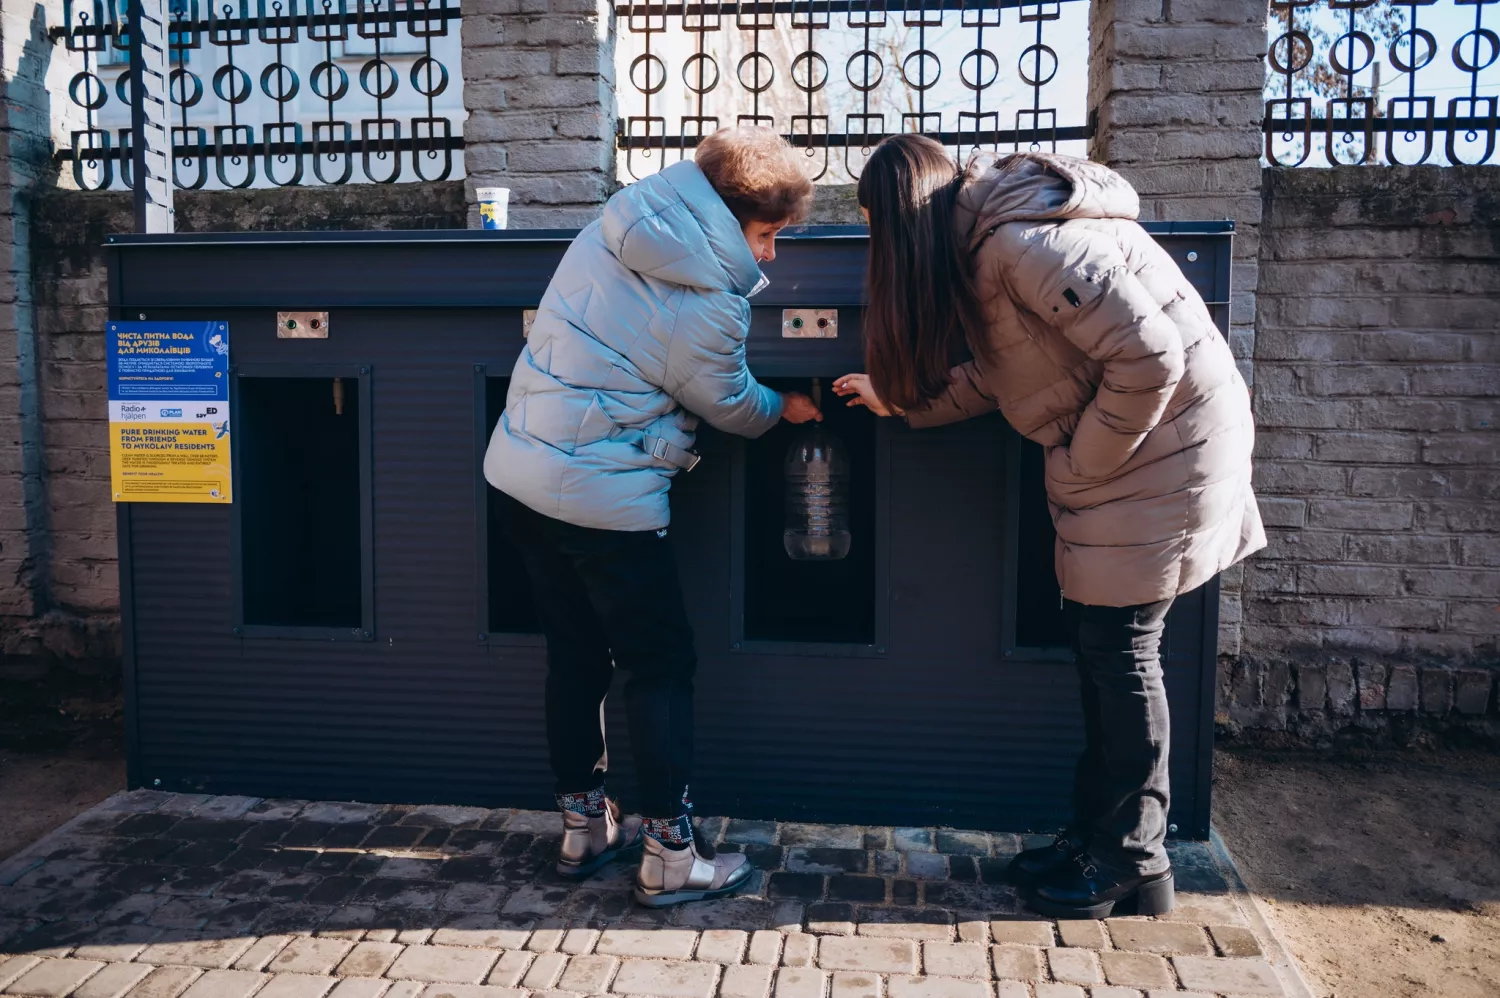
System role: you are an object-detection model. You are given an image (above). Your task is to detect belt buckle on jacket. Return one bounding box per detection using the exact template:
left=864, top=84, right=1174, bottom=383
left=650, top=436, right=701, bottom=472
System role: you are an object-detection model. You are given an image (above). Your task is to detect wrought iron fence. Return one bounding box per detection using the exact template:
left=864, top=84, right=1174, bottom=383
left=613, top=0, right=1093, bottom=182
left=53, top=0, right=465, bottom=189
left=1266, top=0, right=1499, bottom=167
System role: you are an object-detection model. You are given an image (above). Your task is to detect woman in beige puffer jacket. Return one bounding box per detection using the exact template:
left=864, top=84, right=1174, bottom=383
left=836, top=137, right=1264, bottom=920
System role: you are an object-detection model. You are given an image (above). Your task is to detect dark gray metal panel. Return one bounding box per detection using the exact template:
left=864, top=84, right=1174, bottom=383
left=116, top=226, right=1231, bottom=834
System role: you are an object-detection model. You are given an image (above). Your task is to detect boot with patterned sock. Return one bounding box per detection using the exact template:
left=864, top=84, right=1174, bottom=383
left=634, top=812, right=750, bottom=907
left=556, top=787, right=644, bottom=879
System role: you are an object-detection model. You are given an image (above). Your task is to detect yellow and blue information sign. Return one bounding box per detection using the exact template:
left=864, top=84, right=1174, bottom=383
left=107, top=320, right=232, bottom=503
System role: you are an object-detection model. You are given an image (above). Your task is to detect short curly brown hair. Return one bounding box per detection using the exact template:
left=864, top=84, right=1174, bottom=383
left=695, top=126, right=814, bottom=227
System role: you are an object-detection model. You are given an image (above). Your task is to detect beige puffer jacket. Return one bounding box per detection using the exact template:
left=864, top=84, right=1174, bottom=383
left=906, top=152, right=1265, bottom=607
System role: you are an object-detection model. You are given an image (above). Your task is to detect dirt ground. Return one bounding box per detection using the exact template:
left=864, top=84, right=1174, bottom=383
left=0, top=753, right=124, bottom=860
left=1215, top=748, right=1500, bottom=998
left=0, top=663, right=126, bottom=860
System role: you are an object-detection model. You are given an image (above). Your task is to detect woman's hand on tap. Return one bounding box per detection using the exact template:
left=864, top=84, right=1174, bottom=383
left=833, top=374, right=898, bottom=417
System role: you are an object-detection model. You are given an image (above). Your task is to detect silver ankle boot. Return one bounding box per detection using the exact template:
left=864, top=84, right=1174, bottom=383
left=634, top=833, right=751, bottom=907
left=557, top=798, right=644, bottom=879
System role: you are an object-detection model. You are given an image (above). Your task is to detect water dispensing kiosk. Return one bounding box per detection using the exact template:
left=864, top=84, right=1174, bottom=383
left=107, top=222, right=1232, bottom=837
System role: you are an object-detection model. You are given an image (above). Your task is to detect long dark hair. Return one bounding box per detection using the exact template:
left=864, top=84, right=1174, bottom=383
left=857, top=135, right=985, bottom=413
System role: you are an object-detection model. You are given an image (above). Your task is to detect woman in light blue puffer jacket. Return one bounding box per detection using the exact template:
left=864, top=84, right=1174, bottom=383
left=484, top=127, right=820, bottom=906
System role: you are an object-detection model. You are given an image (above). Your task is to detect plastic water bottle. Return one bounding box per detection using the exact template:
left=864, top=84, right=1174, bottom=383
left=783, top=382, right=851, bottom=561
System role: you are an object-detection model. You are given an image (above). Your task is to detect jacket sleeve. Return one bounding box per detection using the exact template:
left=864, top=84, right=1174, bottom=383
left=1008, top=225, right=1185, bottom=479
left=903, top=359, right=998, bottom=429
left=661, top=290, right=784, bottom=438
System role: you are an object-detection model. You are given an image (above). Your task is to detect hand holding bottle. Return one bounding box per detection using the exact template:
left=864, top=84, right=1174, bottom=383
left=780, top=391, right=823, bottom=424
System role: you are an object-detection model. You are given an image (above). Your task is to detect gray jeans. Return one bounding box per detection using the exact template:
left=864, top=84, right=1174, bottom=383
left=1068, top=598, right=1175, bottom=878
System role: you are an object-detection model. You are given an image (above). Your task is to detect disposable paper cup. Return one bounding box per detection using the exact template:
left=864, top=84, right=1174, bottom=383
left=477, top=186, right=510, bottom=230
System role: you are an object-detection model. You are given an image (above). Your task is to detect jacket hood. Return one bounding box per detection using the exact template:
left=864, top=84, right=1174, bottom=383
left=955, top=152, right=1140, bottom=251
left=600, top=161, right=764, bottom=296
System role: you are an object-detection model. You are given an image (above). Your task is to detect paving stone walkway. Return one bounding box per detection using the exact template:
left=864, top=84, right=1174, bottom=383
left=0, top=792, right=1301, bottom=998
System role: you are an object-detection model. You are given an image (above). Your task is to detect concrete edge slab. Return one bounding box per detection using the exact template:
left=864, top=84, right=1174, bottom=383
left=1208, top=827, right=1317, bottom=998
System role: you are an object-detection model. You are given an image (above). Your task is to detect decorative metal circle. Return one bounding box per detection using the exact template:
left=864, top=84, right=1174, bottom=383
left=410, top=56, right=448, bottom=98
left=360, top=58, right=399, bottom=100
left=737, top=51, right=774, bottom=94
left=1453, top=29, right=1499, bottom=74
left=170, top=68, right=203, bottom=108
left=260, top=62, right=300, bottom=102
left=1017, top=43, right=1058, bottom=88
left=1268, top=30, right=1313, bottom=76
left=1327, top=31, right=1374, bottom=77
left=310, top=60, right=349, bottom=101
left=960, top=48, right=999, bottom=92
left=1389, top=28, right=1437, bottom=75
left=791, top=50, right=828, bottom=93
left=213, top=64, right=252, bottom=104
left=69, top=71, right=108, bottom=111
left=115, top=70, right=131, bottom=105
left=682, top=53, right=719, bottom=94
left=629, top=52, right=667, bottom=95
left=845, top=49, right=883, bottom=92
left=901, top=49, right=940, bottom=92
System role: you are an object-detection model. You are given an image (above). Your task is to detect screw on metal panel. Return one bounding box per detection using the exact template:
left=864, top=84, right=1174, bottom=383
left=1186, top=251, right=1199, bottom=262
left=475, top=365, right=484, bottom=372
left=153, top=778, right=161, bottom=786
left=359, top=366, right=369, bottom=375
left=1168, top=823, right=1178, bottom=834
left=232, top=627, right=243, bottom=636
left=139, top=313, right=147, bottom=320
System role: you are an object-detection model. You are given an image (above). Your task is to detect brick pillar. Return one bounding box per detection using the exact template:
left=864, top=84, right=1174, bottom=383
left=1087, top=0, right=1267, bottom=661
left=461, top=0, right=618, bottom=229
left=0, top=0, right=80, bottom=642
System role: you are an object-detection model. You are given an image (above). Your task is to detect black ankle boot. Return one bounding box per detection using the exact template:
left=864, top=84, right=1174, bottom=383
left=1024, top=852, right=1175, bottom=919
left=1005, top=829, right=1086, bottom=889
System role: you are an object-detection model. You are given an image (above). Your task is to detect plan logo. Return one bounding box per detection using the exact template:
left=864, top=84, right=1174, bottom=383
left=160, top=408, right=183, bottom=417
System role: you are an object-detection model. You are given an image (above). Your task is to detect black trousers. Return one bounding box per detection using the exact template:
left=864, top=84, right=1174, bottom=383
left=499, top=491, right=697, bottom=819
left=1067, top=597, right=1175, bottom=877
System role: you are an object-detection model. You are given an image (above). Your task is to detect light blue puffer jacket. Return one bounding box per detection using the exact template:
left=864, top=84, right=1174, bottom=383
left=484, top=161, right=785, bottom=531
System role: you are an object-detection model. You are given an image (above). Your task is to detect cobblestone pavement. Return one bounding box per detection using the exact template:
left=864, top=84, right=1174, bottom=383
left=0, top=792, right=1302, bottom=998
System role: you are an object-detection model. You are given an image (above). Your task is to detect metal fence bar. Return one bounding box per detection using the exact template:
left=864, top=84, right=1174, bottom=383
left=53, top=0, right=465, bottom=190
left=1264, top=0, right=1498, bottom=167
left=614, top=0, right=1091, bottom=181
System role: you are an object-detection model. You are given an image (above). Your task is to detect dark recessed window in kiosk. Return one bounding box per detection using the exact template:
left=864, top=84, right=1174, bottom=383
left=1014, top=436, right=1070, bottom=648
left=741, top=378, right=877, bottom=646
left=238, top=375, right=364, bottom=630
left=484, top=376, right=542, bottom=635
